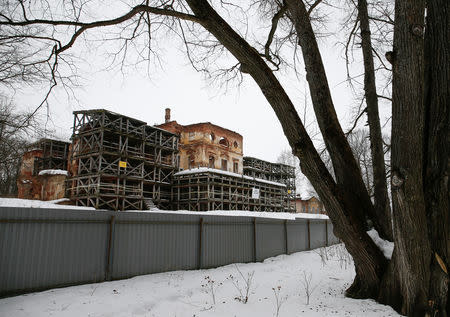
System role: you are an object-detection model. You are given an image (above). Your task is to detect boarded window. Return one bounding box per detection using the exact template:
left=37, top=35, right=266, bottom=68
left=221, top=159, right=227, bottom=171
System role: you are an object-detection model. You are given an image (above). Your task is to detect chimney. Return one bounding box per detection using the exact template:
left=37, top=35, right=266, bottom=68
left=165, top=108, right=171, bottom=123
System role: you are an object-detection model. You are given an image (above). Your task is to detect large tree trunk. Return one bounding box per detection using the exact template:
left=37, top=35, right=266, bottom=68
left=380, top=1, right=449, bottom=315
left=284, top=0, right=388, bottom=297
left=178, top=0, right=446, bottom=314
left=389, top=0, right=432, bottom=314
left=357, top=0, right=393, bottom=241
left=185, top=0, right=388, bottom=299
left=423, top=0, right=449, bottom=314
left=284, top=0, right=375, bottom=227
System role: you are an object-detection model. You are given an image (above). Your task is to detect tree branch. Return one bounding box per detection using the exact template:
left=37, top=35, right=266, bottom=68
left=0, top=5, right=202, bottom=28
left=307, top=0, right=323, bottom=15
left=264, top=3, right=287, bottom=64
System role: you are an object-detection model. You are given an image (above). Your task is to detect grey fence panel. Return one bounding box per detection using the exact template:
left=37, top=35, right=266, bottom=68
left=201, top=216, right=254, bottom=268
left=111, top=213, right=201, bottom=279
left=286, top=219, right=309, bottom=253
left=0, top=207, right=338, bottom=297
left=309, top=220, right=326, bottom=249
left=255, top=220, right=286, bottom=261
left=0, top=207, right=110, bottom=297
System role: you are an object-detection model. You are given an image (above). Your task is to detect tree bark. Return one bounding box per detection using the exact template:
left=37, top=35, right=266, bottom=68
left=285, top=0, right=375, bottom=225
left=390, top=0, right=432, bottom=314
left=185, top=0, right=387, bottom=298
left=423, top=0, right=449, bottom=314
left=284, top=0, right=389, bottom=297
left=357, top=0, right=393, bottom=241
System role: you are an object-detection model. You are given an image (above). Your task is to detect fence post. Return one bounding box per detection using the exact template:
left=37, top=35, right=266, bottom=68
left=106, top=215, right=116, bottom=281
left=284, top=220, right=289, bottom=255
left=307, top=219, right=311, bottom=250
left=198, top=217, right=203, bottom=269
left=253, top=218, right=257, bottom=262
left=325, top=220, right=329, bottom=246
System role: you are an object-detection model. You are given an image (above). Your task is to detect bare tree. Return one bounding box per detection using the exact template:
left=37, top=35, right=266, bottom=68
left=346, top=129, right=391, bottom=199
left=0, top=98, right=38, bottom=196
left=0, top=0, right=447, bottom=315
left=276, top=149, right=316, bottom=197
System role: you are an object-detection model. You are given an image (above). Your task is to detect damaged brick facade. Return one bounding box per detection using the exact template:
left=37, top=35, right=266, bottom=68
left=16, top=139, right=69, bottom=201
left=294, top=196, right=326, bottom=215
left=156, top=109, right=243, bottom=174
left=16, top=109, right=295, bottom=212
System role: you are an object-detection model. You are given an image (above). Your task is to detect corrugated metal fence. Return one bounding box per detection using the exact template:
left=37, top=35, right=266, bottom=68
left=0, top=207, right=338, bottom=297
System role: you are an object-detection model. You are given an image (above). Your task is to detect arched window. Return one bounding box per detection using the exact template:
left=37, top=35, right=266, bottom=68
left=219, top=137, right=229, bottom=147
left=209, top=132, right=215, bottom=142
left=233, top=141, right=238, bottom=148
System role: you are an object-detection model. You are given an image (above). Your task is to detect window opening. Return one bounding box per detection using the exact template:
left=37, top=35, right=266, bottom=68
left=219, top=137, right=229, bottom=147
left=209, top=156, right=215, bottom=168
left=188, top=156, right=194, bottom=169
left=221, top=159, right=227, bottom=171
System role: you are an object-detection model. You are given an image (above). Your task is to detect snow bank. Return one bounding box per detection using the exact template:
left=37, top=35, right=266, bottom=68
left=38, top=169, right=68, bottom=176
left=175, top=167, right=287, bottom=187
left=367, top=229, right=394, bottom=259
left=0, top=198, right=94, bottom=210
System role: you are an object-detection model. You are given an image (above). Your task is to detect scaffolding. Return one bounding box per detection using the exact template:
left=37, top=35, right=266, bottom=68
left=172, top=169, right=287, bottom=212
left=67, top=109, right=179, bottom=211
left=31, top=139, right=70, bottom=174
left=243, top=156, right=296, bottom=212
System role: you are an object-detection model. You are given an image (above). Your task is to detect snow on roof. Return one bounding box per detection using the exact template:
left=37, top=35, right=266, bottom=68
left=38, top=169, right=69, bottom=176
left=174, top=167, right=287, bottom=187
left=0, top=198, right=94, bottom=210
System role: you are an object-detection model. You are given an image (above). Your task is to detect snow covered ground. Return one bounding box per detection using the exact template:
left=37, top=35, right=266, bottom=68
left=0, top=198, right=95, bottom=210
left=0, top=245, right=400, bottom=317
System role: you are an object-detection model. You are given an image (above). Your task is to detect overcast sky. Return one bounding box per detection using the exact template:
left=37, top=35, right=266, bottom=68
left=13, top=2, right=391, bottom=164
